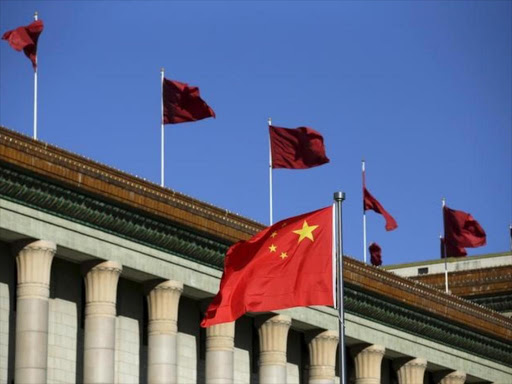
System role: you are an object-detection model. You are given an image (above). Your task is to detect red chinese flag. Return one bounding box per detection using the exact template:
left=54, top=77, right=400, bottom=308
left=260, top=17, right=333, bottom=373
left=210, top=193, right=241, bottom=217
left=162, top=78, right=215, bottom=124
left=443, top=206, right=486, bottom=257
left=2, top=20, right=43, bottom=70
left=363, top=188, right=397, bottom=231
left=201, top=206, right=334, bottom=327
left=269, top=126, right=330, bottom=169
left=369, top=242, right=382, bottom=266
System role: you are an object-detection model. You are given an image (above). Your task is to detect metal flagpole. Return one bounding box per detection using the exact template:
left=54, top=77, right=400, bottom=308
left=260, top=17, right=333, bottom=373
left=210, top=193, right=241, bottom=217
left=160, top=67, right=165, bottom=187
left=334, top=191, right=346, bottom=384
left=268, top=117, right=273, bottom=225
left=362, top=160, right=367, bottom=264
left=442, top=197, right=449, bottom=293
left=33, top=11, right=38, bottom=140
left=509, top=224, right=512, bottom=252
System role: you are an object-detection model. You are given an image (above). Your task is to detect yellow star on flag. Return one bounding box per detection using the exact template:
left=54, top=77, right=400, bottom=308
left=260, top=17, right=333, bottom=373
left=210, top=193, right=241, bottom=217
left=270, top=231, right=278, bottom=238
left=269, top=244, right=277, bottom=252
left=280, top=252, right=288, bottom=260
left=293, top=220, right=319, bottom=243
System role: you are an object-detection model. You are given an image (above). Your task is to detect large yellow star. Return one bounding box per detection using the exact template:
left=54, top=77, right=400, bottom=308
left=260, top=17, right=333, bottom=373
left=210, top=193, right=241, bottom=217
left=293, top=220, right=319, bottom=243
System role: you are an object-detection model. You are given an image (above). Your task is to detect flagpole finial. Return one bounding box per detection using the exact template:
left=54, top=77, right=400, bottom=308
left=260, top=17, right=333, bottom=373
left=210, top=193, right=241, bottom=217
left=334, top=191, right=345, bottom=202
left=34, top=11, right=38, bottom=20
left=160, top=67, right=164, bottom=74
left=268, top=117, right=272, bottom=126
left=442, top=197, right=446, bottom=207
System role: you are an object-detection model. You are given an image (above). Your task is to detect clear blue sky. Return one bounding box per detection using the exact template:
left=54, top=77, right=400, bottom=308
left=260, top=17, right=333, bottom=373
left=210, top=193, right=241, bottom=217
left=1, top=1, right=511, bottom=265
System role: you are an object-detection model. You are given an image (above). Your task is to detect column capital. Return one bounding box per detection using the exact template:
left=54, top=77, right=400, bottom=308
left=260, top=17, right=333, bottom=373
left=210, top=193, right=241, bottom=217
left=146, top=279, right=183, bottom=335
left=257, top=314, right=291, bottom=366
left=351, top=344, right=385, bottom=384
left=393, top=357, right=427, bottom=384
left=14, top=239, right=56, bottom=299
left=308, top=330, right=339, bottom=382
left=82, top=260, right=122, bottom=317
left=434, top=370, right=466, bottom=384
left=206, top=321, right=235, bottom=352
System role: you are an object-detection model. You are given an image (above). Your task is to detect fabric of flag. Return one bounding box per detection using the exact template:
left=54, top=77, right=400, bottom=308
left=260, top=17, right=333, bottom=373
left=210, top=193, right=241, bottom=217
left=162, top=78, right=215, bottom=124
left=440, top=236, right=466, bottom=258
left=201, top=206, right=334, bottom=327
left=269, top=125, right=330, bottom=169
left=363, top=188, right=398, bottom=231
left=369, top=242, right=382, bottom=266
left=2, top=20, right=43, bottom=70
left=443, top=206, right=486, bottom=257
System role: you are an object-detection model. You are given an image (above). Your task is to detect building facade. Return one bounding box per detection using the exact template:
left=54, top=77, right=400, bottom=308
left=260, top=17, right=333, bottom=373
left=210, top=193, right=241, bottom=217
left=0, top=126, right=511, bottom=384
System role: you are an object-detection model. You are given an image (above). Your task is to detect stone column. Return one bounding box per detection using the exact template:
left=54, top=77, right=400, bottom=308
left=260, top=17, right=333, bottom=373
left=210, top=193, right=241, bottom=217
left=350, top=344, right=385, bottom=384
left=257, top=314, right=292, bottom=384
left=146, top=280, right=183, bottom=384
left=393, top=357, right=428, bottom=384
left=434, top=370, right=466, bottom=384
left=205, top=321, right=235, bottom=384
left=82, top=260, right=122, bottom=384
left=14, top=240, right=56, bottom=384
left=308, top=330, right=339, bottom=384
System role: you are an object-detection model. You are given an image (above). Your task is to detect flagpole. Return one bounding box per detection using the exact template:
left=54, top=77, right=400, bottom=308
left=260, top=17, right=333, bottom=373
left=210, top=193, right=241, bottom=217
left=442, top=197, right=449, bottom=293
left=160, top=67, right=165, bottom=187
left=334, top=191, right=346, bottom=384
left=268, top=117, right=273, bottom=225
left=509, top=224, right=512, bottom=252
left=362, top=160, right=367, bottom=264
left=33, top=11, right=38, bottom=140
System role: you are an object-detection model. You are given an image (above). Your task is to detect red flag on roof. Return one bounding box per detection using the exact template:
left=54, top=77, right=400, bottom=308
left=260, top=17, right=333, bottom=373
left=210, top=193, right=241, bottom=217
left=443, top=206, right=486, bottom=257
left=2, top=20, right=43, bottom=70
left=162, top=78, right=215, bottom=124
left=369, top=242, right=382, bottom=266
left=201, top=206, right=334, bottom=327
left=363, top=188, right=397, bottom=231
left=269, top=126, right=330, bottom=169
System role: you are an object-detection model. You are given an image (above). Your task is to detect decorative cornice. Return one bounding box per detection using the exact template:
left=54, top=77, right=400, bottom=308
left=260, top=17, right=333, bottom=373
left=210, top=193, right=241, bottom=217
left=0, top=126, right=263, bottom=243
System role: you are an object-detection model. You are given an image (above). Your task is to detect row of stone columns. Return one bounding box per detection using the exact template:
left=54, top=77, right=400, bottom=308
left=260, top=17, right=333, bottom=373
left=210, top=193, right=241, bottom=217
left=12, top=239, right=468, bottom=384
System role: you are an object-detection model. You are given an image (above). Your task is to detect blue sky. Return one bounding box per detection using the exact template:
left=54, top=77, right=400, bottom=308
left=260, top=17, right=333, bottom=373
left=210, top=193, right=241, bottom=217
left=1, top=1, right=510, bottom=265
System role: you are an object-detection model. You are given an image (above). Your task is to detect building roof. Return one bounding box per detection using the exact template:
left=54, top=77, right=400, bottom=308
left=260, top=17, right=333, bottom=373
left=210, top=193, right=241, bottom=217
left=1, top=125, right=511, bottom=362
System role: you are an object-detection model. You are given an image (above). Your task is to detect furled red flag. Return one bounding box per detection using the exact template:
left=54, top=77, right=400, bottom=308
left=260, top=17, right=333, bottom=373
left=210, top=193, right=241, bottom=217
left=2, top=20, right=43, bottom=70
left=443, top=206, right=486, bottom=257
left=363, top=188, right=397, bottom=231
left=201, top=206, right=334, bottom=327
left=369, top=242, right=382, bottom=266
left=162, top=78, right=215, bottom=124
left=269, top=126, right=330, bottom=169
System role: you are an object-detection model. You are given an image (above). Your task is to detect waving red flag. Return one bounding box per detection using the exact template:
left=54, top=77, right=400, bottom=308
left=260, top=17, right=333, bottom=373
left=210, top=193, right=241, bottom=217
left=269, top=126, right=330, bottom=169
left=443, top=206, right=486, bottom=257
left=2, top=20, right=43, bottom=70
left=201, top=206, right=334, bottom=327
left=363, top=188, right=397, bottom=231
left=162, top=78, right=215, bottom=124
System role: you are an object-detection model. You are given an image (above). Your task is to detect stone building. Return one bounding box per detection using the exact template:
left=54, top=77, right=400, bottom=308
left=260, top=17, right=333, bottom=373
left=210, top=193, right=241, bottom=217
left=0, top=125, right=511, bottom=384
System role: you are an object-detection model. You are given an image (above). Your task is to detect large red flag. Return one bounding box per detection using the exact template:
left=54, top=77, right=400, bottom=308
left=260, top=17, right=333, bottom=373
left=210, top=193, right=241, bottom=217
left=363, top=188, right=397, bottom=231
left=369, top=242, right=382, bottom=266
left=269, top=126, right=330, bottom=169
left=162, top=78, right=215, bottom=124
left=201, top=206, right=334, bottom=327
left=443, top=206, right=486, bottom=257
left=2, top=20, right=43, bottom=70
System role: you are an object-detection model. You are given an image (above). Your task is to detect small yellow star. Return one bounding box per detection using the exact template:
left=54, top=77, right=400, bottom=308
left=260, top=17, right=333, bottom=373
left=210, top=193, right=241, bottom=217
left=270, top=231, right=278, bottom=238
left=280, top=252, right=288, bottom=260
left=269, top=244, right=277, bottom=252
left=293, top=220, right=319, bottom=243
left=281, top=222, right=287, bottom=228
